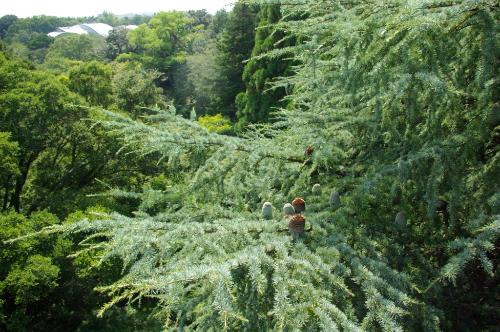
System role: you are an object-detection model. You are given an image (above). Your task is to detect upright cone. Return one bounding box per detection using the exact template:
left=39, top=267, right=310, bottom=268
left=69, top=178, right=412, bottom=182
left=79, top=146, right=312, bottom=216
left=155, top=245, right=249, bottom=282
left=395, top=211, right=407, bottom=228
left=330, top=190, right=341, bottom=207
left=292, top=198, right=305, bottom=213
left=262, top=202, right=273, bottom=220
left=312, top=183, right=321, bottom=195
left=283, top=203, right=295, bottom=216
left=288, top=214, right=306, bottom=235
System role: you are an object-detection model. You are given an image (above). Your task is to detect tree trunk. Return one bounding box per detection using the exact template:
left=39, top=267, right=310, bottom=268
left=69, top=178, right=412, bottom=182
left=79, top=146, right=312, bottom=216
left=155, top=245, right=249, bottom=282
left=2, top=176, right=11, bottom=211
left=10, top=153, right=37, bottom=212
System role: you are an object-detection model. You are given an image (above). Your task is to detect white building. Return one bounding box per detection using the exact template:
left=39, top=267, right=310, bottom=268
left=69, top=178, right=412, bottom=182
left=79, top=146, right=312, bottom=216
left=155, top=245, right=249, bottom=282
left=48, top=23, right=114, bottom=38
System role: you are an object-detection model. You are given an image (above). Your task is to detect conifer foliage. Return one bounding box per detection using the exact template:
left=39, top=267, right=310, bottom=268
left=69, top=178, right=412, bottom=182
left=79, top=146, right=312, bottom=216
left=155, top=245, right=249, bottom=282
left=215, top=2, right=259, bottom=119
left=36, top=0, right=499, bottom=330
left=236, top=3, right=293, bottom=130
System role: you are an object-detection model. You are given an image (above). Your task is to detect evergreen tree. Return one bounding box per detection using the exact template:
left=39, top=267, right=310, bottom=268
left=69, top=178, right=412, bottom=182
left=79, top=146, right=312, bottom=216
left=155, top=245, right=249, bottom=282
left=214, top=1, right=259, bottom=119
left=208, top=9, right=229, bottom=39
left=236, top=4, right=293, bottom=130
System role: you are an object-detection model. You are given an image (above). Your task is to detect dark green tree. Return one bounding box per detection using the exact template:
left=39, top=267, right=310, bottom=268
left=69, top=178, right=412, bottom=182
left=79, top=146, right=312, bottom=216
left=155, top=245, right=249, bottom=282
left=0, top=208, right=159, bottom=331
left=214, top=1, right=259, bottom=119
left=207, top=9, right=228, bottom=38
left=0, top=132, right=19, bottom=211
left=0, top=64, right=86, bottom=212
left=236, top=4, right=293, bottom=130
left=1, top=51, right=171, bottom=216
left=186, top=9, right=211, bottom=29
left=0, top=211, right=61, bottom=330
left=105, top=27, right=132, bottom=60
left=0, top=15, right=18, bottom=38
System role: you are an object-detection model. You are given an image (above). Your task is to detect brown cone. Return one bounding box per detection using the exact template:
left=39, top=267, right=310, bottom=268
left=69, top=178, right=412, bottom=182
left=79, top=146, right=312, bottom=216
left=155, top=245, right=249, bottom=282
left=288, top=214, right=305, bottom=235
left=291, top=197, right=305, bottom=213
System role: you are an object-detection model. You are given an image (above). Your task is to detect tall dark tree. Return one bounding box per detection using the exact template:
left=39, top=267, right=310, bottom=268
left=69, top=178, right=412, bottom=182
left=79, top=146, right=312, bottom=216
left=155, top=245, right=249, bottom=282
left=0, top=15, right=18, bottom=38
left=214, top=1, right=259, bottom=119
left=236, top=4, right=293, bottom=130
left=0, top=132, right=19, bottom=211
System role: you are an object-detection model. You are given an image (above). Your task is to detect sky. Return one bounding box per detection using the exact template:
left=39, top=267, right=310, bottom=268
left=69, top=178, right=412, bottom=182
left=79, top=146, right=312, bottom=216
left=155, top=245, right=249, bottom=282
left=0, top=0, right=233, bottom=18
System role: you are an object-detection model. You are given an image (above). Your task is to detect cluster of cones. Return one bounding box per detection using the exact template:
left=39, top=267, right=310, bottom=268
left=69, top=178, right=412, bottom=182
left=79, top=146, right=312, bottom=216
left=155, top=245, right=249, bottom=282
left=286, top=198, right=306, bottom=236
left=261, top=184, right=344, bottom=237
left=261, top=198, right=307, bottom=236
left=261, top=182, right=416, bottom=236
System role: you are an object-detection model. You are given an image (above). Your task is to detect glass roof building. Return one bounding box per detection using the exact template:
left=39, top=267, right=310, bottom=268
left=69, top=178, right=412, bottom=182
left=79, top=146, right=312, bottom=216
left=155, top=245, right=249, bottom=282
left=48, top=23, right=114, bottom=38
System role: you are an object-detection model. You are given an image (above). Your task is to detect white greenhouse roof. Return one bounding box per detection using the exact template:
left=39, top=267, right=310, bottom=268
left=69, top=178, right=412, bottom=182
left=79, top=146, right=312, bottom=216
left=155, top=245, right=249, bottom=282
left=82, top=23, right=113, bottom=36
left=47, top=23, right=113, bottom=38
left=59, top=25, right=89, bottom=35
left=48, top=31, right=65, bottom=37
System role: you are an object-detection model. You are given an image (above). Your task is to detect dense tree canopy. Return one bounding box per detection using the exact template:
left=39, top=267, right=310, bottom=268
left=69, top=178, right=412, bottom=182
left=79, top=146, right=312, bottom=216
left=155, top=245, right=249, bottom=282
left=105, top=27, right=133, bottom=60
left=0, top=132, right=19, bottom=210
left=45, top=34, right=106, bottom=62
left=112, top=62, right=167, bottom=117
left=68, top=61, right=113, bottom=107
left=0, top=15, right=18, bottom=38
left=124, top=11, right=192, bottom=73
left=0, top=63, right=85, bottom=211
